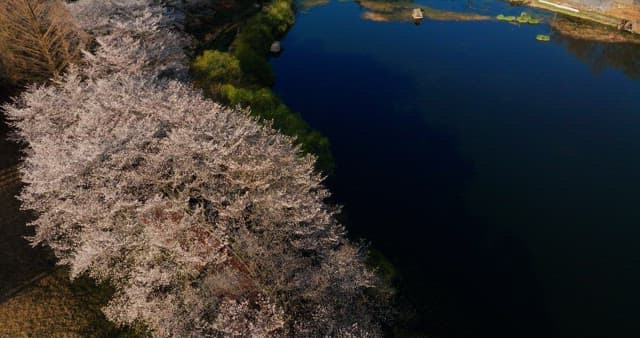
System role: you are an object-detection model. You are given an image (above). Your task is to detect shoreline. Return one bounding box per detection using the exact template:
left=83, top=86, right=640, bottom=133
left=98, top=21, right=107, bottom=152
left=190, top=0, right=335, bottom=174
left=524, top=0, right=640, bottom=34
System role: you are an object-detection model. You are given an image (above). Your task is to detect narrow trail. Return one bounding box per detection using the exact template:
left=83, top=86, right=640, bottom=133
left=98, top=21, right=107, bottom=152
left=0, top=166, right=54, bottom=302
left=0, top=55, right=56, bottom=318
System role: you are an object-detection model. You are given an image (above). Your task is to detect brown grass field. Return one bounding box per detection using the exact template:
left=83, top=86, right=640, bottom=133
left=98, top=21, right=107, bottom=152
left=0, top=268, right=146, bottom=337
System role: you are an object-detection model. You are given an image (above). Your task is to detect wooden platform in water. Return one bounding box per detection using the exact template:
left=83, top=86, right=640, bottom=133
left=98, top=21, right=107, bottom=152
left=412, top=8, right=424, bottom=20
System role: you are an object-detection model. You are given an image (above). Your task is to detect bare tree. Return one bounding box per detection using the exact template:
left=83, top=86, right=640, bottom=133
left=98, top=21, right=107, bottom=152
left=3, top=0, right=389, bottom=336
left=0, top=0, right=87, bottom=83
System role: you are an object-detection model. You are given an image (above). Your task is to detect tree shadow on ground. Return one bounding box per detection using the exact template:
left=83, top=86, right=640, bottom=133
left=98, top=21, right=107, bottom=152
left=0, top=89, right=55, bottom=300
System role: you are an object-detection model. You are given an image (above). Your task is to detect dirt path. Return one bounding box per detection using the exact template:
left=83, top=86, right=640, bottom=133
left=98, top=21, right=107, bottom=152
left=0, top=179, right=55, bottom=299
left=0, top=98, right=55, bottom=302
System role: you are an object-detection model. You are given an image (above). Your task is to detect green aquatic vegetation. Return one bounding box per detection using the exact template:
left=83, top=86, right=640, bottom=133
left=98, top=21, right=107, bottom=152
left=518, top=12, right=543, bottom=24
left=497, top=14, right=517, bottom=22
left=536, top=34, right=551, bottom=41
left=497, top=12, right=542, bottom=24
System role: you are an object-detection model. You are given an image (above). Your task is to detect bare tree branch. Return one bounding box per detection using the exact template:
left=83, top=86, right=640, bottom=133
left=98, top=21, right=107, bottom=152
left=0, top=0, right=87, bottom=83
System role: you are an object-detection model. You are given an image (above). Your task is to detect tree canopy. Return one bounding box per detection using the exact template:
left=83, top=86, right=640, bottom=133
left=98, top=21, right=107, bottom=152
left=0, top=0, right=87, bottom=84
left=3, top=1, right=389, bottom=336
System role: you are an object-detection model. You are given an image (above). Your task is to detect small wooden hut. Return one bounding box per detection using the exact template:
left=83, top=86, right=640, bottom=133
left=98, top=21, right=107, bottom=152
left=412, top=8, right=424, bottom=21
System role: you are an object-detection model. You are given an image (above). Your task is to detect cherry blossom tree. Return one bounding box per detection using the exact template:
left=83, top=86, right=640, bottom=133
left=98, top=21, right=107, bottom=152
left=67, top=0, right=190, bottom=80
left=3, top=0, right=389, bottom=336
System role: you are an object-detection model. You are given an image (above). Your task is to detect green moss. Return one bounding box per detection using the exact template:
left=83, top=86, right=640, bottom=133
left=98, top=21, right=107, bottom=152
left=517, top=12, right=543, bottom=25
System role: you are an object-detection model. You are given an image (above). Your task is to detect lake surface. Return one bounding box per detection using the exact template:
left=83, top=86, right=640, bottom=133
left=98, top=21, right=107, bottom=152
left=271, top=1, right=640, bottom=337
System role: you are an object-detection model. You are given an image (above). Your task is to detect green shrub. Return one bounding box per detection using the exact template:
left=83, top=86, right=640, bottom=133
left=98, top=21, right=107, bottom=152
left=264, top=0, right=295, bottom=35
left=234, top=45, right=275, bottom=86
left=191, top=50, right=242, bottom=84
left=227, top=0, right=294, bottom=86
left=220, top=84, right=278, bottom=109
left=191, top=0, right=334, bottom=174
left=219, top=84, right=306, bottom=135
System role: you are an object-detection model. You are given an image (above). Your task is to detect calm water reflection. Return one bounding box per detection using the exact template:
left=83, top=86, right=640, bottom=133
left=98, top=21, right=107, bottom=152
left=272, top=1, right=640, bottom=337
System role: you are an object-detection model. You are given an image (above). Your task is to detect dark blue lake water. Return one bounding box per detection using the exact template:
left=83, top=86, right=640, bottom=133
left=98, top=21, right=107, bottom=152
left=271, top=1, right=640, bottom=337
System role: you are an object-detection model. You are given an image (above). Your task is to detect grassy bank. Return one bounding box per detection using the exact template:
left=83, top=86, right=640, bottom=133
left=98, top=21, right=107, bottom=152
left=190, top=0, right=334, bottom=174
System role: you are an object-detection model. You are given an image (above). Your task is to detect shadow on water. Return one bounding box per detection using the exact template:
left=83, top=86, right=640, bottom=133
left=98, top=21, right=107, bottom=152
left=0, top=85, right=54, bottom=300
left=273, top=38, right=553, bottom=337
left=553, top=33, right=640, bottom=80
